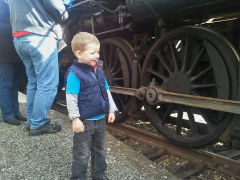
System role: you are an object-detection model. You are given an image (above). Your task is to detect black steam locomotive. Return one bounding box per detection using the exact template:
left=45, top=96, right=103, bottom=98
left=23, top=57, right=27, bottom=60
left=60, top=0, right=240, bottom=147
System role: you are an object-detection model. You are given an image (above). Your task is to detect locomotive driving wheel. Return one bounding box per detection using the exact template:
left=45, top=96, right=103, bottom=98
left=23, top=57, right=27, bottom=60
left=100, top=37, right=136, bottom=121
left=142, top=26, right=239, bottom=147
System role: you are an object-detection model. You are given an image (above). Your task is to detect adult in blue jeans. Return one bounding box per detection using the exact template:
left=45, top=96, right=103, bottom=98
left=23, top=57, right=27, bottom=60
left=0, top=0, right=26, bottom=125
left=8, top=0, right=69, bottom=135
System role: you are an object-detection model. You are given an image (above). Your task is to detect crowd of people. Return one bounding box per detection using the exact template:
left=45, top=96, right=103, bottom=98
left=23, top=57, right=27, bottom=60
left=0, top=0, right=118, bottom=179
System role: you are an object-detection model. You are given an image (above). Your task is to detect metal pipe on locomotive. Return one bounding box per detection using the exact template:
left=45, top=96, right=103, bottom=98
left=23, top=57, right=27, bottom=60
left=61, top=0, right=240, bottom=147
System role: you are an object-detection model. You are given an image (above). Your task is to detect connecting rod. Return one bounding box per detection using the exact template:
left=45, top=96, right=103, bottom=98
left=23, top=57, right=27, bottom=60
left=109, top=82, right=240, bottom=115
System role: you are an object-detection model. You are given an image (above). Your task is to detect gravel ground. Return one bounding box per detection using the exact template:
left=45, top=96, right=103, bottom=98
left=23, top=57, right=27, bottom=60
left=0, top=102, right=177, bottom=180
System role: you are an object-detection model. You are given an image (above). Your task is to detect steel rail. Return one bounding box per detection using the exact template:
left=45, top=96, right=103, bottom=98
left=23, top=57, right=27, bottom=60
left=107, top=123, right=240, bottom=178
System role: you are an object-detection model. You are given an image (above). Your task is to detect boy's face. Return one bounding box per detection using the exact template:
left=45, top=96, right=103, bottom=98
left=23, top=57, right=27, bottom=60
left=75, top=43, right=100, bottom=66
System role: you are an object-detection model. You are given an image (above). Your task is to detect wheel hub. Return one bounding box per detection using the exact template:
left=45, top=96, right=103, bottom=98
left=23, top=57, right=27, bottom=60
left=162, top=72, right=191, bottom=94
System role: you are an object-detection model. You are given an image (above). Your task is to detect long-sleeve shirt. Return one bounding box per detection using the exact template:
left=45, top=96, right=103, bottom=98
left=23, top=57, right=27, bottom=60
left=8, top=0, right=68, bottom=39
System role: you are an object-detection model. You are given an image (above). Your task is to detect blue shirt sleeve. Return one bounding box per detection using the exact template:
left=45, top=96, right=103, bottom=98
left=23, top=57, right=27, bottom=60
left=66, top=71, right=80, bottom=94
left=62, top=0, right=73, bottom=7
left=105, top=78, right=109, bottom=90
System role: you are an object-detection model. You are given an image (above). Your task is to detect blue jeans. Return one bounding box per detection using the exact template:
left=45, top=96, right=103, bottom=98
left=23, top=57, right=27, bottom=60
left=71, top=118, right=107, bottom=180
left=0, top=63, right=24, bottom=120
left=13, top=34, right=59, bottom=129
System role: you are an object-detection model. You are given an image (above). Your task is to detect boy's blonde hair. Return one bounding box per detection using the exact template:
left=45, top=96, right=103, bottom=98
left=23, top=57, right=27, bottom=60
left=71, top=32, right=100, bottom=53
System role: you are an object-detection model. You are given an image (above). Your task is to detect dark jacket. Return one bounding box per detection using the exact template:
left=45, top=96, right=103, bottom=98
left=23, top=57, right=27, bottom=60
left=8, top=0, right=68, bottom=38
left=0, top=0, right=20, bottom=63
left=67, top=62, right=110, bottom=120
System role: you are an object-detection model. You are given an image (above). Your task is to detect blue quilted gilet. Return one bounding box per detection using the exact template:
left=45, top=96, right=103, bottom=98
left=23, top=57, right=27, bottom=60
left=67, top=61, right=109, bottom=120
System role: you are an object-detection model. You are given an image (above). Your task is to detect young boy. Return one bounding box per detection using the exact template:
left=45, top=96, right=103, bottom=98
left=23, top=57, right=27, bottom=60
left=66, top=32, right=118, bottom=180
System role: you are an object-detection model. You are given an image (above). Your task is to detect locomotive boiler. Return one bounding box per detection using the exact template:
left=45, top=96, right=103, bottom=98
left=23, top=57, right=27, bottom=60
left=60, top=0, right=240, bottom=147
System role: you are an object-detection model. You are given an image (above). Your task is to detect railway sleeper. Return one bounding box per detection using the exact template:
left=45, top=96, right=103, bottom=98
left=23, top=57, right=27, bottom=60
left=143, top=147, right=166, bottom=161
left=171, top=163, right=205, bottom=179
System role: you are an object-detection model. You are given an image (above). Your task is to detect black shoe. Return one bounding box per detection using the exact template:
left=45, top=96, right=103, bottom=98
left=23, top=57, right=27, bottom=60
left=4, top=117, right=21, bottom=125
left=93, top=176, right=109, bottom=180
left=26, top=124, right=30, bottom=131
left=15, top=114, right=27, bottom=121
left=26, top=119, right=51, bottom=131
left=29, top=122, right=61, bottom=136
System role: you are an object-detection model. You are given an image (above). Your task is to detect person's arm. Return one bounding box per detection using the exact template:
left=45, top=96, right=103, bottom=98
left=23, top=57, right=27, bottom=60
left=66, top=71, right=84, bottom=133
left=105, top=78, right=118, bottom=123
left=105, top=78, right=118, bottom=113
left=0, top=0, right=12, bottom=34
left=42, top=0, right=68, bottom=23
left=0, top=22, right=12, bottom=35
left=66, top=93, right=80, bottom=120
left=66, top=93, right=84, bottom=133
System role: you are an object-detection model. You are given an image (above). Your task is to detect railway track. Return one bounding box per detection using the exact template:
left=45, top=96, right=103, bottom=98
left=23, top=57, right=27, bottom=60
left=52, top=101, right=240, bottom=178
left=107, top=123, right=240, bottom=179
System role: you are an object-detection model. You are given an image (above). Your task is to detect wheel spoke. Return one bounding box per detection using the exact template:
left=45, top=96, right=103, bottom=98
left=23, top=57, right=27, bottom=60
left=154, top=51, right=173, bottom=75
left=187, top=46, right=205, bottom=75
left=191, top=91, right=200, bottom=96
left=187, top=108, right=199, bottom=137
left=198, top=109, right=215, bottom=130
left=117, top=96, right=125, bottom=107
left=108, top=45, right=114, bottom=68
left=146, top=68, right=167, bottom=81
left=113, top=95, right=125, bottom=110
left=161, top=106, right=173, bottom=125
left=190, top=66, right=212, bottom=82
left=192, top=108, right=216, bottom=135
left=110, top=48, right=120, bottom=72
left=111, top=66, right=122, bottom=77
left=102, top=46, right=110, bottom=69
left=176, top=108, right=183, bottom=136
left=168, top=41, right=179, bottom=72
left=191, top=83, right=216, bottom=89
left=112, top=82, right=120, bottom=86
left=181, top=36, right=189, bottom=72
left=112, top=77, right=124, bottom=82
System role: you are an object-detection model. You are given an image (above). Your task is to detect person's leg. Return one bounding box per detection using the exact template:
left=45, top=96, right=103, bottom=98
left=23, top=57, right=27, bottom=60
left=12, top=62, right=26, bottom=121
left=14, top=34, right=59, bottom=129
left=0, top=64, right=20, bottom=125
left=91, top=118, right=107, bottom=179
left=25, top=64, right=37, bottom=125
left=30, top=35, right=59, bottom=128
left=71, top=120, right=93, bottom=180
left=0, top=64, right=15, bottom=120
left=11, top=62, right=24, bottom=116
left=14, top=37, right=37, bottom=126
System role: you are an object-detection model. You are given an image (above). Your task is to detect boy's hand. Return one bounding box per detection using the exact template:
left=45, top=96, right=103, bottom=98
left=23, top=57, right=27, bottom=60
left=108, top=112, right=115, bottom=123
left=72, top=118, right=84, bottom=133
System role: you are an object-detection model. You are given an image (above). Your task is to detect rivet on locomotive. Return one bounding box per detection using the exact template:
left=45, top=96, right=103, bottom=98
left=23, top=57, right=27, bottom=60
left=41, top=0, right=240, bottom=147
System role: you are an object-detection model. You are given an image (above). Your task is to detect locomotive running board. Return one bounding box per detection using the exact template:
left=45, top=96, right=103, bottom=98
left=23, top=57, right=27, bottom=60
left=109, top=82, right=240, bottom=115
